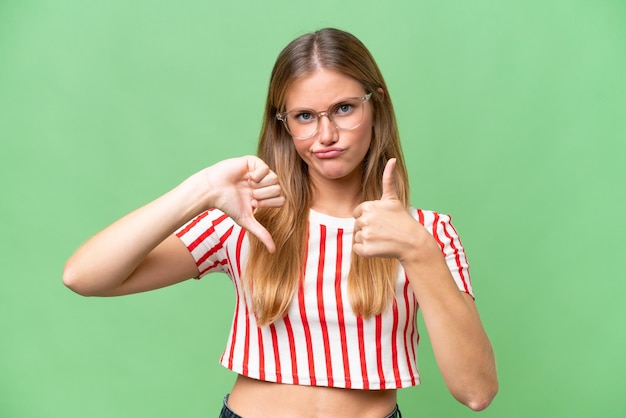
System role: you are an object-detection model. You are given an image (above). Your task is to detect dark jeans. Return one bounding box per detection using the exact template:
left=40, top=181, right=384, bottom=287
left=219, top=395, right=402, bottom=418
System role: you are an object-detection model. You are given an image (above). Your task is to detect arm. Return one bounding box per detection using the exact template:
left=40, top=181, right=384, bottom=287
left=353, top=159, right=498, bottom=410
left=63, top=156, right=284, bottom=297
left=398, top=237, right=498, bottom=411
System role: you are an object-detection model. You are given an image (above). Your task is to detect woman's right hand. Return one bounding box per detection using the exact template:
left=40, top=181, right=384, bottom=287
left=63, top=156, right=283, bottom=297
left=200, top=156, right=284, bottom=253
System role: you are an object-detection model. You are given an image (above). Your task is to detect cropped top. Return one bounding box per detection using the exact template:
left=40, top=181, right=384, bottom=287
left=176, top=207, right=472, bottom=390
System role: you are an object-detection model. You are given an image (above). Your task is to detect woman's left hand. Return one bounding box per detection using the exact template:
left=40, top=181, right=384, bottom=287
left=352, top=159, right=436, bottom=262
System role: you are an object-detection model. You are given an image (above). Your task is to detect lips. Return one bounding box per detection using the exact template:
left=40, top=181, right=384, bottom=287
left=313, top=147, right=344, bottom=159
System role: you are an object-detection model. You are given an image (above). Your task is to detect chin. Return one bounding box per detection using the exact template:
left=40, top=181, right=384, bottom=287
left=321, top=167, right=360, bottom=181
left=307, top=159, right=363, bottom=183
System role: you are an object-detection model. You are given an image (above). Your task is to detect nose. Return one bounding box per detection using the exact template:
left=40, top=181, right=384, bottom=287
left=317, top=113, right=338, bottom=144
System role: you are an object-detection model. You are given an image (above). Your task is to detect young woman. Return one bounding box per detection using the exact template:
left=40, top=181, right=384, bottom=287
left=63, top=28, right=498, bottom=417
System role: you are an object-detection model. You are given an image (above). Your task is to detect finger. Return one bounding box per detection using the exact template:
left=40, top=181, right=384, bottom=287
left=252, top=195, right=285, bottom=209
left=246, top=157, right=271, bottom=183
left=251, top=184, right=282, bottom=201
left=250, top=174, right=279, bottom=189
left=241, top=216, right=277, bottom=253
left=381, top=158, right=398, bottom=200
left=352, top=242, right=372, bottom=258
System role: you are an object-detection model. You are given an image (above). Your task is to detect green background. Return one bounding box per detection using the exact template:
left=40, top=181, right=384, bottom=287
left=1, top=0, right=625, bottom=417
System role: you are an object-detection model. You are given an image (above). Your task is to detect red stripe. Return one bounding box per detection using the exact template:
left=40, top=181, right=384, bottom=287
left=375, top=315, right=385, bottom=389
left=356, top=315, right=369, bottom=389
left=198, top=258, right=228, bottom=276
left=196, top=225, right=233, bottom=265
left=269, top=324, right=282, bottom=383
left=334, top=229, right=351, bottom=387
left=175, top=210, right=210, bottom=237
left=242, top=306, right=251, bottom=375
left=390, top=300, right=402, bottom=387
left=402, top=276, right=417, bottom=385
left=447, top=220, right=470, bottom=271
left=235, top=228, right=245, bottom=274
left=185, top=213, right=229, bottom=252
left=298, top=233, right=316, bottom=385
left=283, top=316, right=299, bottom=385
left=444, top=217, right=472, bottom=290
left=234, top=229, right=251, bottom=375
left=316, top=225, right=333, bottom=386
left=223, top=228, right=249, bottom=373
left=226, top=249, right=240, bottom=371
left=441, top=218, right=469, bottom=293
left=257, top=327, right=265, bottom=381
left=431, top=213, right=445, bottom=251
left=417, top=209, right=425, bottom=226
left=411, top=296, right=419, bottom=373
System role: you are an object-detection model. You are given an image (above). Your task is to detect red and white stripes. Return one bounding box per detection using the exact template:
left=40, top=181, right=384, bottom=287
left=175, top=207, right=472, bottom=390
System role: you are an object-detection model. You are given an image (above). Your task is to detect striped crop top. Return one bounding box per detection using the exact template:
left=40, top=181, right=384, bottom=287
left=176, top=207, right=472, bottom=390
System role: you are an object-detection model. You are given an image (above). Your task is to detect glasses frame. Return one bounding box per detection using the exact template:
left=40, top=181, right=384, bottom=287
left=276, top=93, right=373, bottom=140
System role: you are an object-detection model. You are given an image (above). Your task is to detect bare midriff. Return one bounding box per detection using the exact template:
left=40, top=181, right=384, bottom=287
left=226, top=375, right=398, bottom=418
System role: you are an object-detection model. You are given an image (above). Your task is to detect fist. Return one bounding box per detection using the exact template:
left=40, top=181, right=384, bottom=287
left=352, top=158, right=417, bottom=260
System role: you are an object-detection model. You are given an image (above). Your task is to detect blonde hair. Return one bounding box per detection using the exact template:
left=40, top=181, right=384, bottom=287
left=247, top=28, right=410, bottom=326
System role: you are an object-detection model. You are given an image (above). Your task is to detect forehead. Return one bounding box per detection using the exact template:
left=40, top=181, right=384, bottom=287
left=285, top=68, right=364, bottom=110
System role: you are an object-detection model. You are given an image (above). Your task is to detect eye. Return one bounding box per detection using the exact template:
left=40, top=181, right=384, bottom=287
left=294, top=112, right=316, bottom=123
left=335, top=102, right=355, bottom=116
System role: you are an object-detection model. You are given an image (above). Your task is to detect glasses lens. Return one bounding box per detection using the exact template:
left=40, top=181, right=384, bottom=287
left=330, top=98, right=365, bottom=130
left=285, top=111, right=317, bottom=139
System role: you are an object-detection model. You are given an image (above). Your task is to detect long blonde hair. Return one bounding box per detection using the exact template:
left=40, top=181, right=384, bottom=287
left=247, top=28, right=410, bottom=326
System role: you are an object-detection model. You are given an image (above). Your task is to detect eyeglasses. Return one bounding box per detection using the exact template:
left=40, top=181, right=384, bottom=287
left=276, top=93, right=372, bottom=140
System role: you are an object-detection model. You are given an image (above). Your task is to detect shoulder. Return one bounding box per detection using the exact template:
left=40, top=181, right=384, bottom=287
left=176, top=208, right=242, bottom=243
left=410, top=207, right=473, bottom=295
left=409, top=207, right=465, bottom=248
left=409, top=207, right=455, bottom=231
left=175, top=209, right=245, bottom=278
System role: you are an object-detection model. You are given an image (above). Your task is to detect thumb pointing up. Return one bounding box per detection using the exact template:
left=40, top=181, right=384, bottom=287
left=381, top=158, right=399, bottom=200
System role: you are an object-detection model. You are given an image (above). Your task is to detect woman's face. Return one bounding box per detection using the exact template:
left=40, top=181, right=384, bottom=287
left=283, top=69, right=374, bottom=186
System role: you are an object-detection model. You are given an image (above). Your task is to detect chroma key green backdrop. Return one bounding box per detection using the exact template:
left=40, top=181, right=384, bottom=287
left=1, top=0, right=625, bottom=417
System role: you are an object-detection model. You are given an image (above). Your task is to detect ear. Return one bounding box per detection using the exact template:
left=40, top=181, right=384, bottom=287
left=377, top=87, right=385, bottom=97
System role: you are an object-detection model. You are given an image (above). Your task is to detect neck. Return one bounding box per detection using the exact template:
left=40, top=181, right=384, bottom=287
left=309, top=176, right=362, bottom=218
